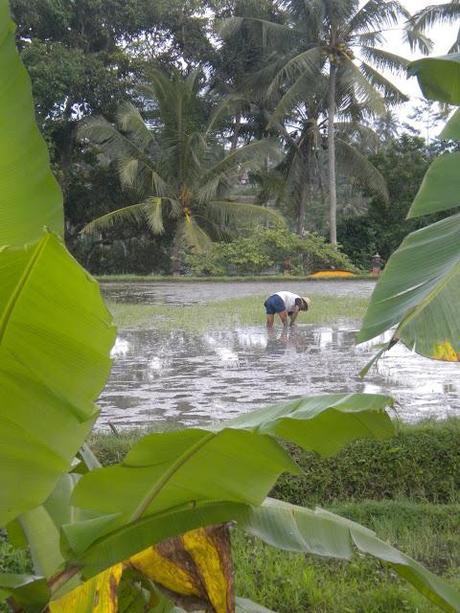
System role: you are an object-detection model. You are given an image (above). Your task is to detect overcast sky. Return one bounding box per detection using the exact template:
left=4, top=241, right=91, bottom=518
left=379, top=0, right=458, bottom=130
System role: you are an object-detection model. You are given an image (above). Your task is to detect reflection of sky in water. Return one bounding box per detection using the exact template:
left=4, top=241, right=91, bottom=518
left=97, top=324, right=460, bottom=430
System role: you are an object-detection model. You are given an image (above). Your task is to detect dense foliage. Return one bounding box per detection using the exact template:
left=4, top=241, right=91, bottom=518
left=185, top=227, right=355, bottom=275
left=10, top=0, right=459, bottom=274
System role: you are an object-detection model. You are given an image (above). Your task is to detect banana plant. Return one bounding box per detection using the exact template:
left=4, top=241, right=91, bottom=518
left=0, top=2, right=459, bottom=612
left=358, top=53, right=460, bottom=368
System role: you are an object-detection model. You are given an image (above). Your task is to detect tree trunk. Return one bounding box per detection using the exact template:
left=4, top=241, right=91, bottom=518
left=327, top=62, right=338, bottom=245
left=297, top=164, right=309, bottom=236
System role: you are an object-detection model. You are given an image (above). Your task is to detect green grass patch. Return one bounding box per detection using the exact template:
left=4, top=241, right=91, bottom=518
left=233, top=501, right=460, bottom=613
left=109, top=293, right=369, bottom=331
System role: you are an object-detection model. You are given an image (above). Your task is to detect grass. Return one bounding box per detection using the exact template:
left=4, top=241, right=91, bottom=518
left=98, top=274, right=376, bottom=282
left=108, top=293, right=369, bottom=331
left=233, top=500, right=460, bottom=612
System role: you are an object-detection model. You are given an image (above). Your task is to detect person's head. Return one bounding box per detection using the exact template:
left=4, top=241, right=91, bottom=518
left=300, top=296, right=311, bottom=311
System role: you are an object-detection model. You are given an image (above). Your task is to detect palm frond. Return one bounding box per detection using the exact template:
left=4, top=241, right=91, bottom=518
left=410, top=2, right=460, bottom=31
left=359, top=62, right=408, bottom=105
left=81, top=202, right=148, bottom=235
left=335, top=122, right=381, bottom=151
left=352, top=31, right=385, bottom=46
left=78, top=116, right=169, bottom=196
left=336, top=138, right=389, bottom=202
left=118, top=158, right=139, bottom=189
left=206, top=200, right=285, bottom=229
left=401, top=28, right=434, bottom=54
left=267, top=46, right=324, bottom=98
left=206, top=94, right=248, bottom=135
left=177, top=216, right=212, bottom=254
left=340, top=58, right=386, bottom=115
left=144, top=196, right=165, bottom=234
left=78, top=116, right=133, bottom=160
left=359, top=47, right=409, bottom=73
left=268, top=71, right=325, bottom=128
left=217, top=16, right=300, bottom=42
left=346, top=0, right=409, bottom=35
left=197, top=139, right=280, bottom=202
left=116, top=102, right=154, bottom=150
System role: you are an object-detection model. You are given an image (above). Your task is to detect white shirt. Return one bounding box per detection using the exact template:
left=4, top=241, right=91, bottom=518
left=275, top=291, right=301, bottom=313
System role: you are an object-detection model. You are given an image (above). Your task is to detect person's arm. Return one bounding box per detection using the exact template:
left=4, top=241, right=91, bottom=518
left=289, top=306, right=300, bottom=326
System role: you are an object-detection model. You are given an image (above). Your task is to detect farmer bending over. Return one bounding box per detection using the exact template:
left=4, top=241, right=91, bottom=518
left=264, top=291, right=310, bottom=328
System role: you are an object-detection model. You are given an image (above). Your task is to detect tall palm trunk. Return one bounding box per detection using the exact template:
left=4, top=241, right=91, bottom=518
left=327, top=62, right=338, bottom=245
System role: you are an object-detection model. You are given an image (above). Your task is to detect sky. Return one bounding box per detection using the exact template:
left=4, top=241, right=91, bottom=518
left=379, top=0, right=458, bottom=132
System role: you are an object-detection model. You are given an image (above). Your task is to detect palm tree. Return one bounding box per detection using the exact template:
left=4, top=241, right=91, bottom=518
left=221, top=0, right=417, bottom=244
left=406, top=1, right=460, bottom=54
left=78, top=69, right=283, bottom=272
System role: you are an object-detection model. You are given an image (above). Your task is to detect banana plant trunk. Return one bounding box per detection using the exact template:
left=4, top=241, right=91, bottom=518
left=327, top=62, right=338, bottom=246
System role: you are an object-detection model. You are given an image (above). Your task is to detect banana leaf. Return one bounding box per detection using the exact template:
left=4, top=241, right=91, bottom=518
left=407, top=152, right=460, bottom=218
left=70, top=393, right=392, bottom=526
left=240, top=498, right=460, bottom=613
left=0, top=234, right=115, bottom=525
left=0, top=4, right=63, bottom=247
left=408, top=54, right=460, bottom=104
left=357, top=213, right=460, bottom=360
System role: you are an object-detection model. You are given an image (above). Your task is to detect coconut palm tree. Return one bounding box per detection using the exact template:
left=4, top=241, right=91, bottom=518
left=78, top=69, right=283, bottom=272
left=221, top=0, right=418, bottom=244
left=406, top=1, right=460, bottom=54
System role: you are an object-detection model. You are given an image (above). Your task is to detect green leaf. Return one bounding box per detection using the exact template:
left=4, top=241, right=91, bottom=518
left=72, top=428, right=298, bottom=524
left=408, top=53, right=460, bottom=104
left=20, top=506, right=64, bottom=579
left=241, top=498, right=460, bottom=613
left=441, top=108, right=460, bottom=140
left=71, top=394, right=392, bottom=526
left=0, top=574, right=50, bottom=611
left=0, top=233, right=116, bottom=525
left=0, top=4, right=63, bottom=246
left=407, top=152, right=460, bottom=218
left=357, top=213, right=460, bottom=361
left=226, top=393, right=393, bottom=456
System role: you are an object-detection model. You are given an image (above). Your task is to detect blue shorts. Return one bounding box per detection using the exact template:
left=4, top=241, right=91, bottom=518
left=264, top=294, right=286, bottom=315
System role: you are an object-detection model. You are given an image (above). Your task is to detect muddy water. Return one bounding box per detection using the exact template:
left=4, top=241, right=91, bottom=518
left=101, top=278, right=375, bottom=305
left=97, top=282, right=460, bottom=429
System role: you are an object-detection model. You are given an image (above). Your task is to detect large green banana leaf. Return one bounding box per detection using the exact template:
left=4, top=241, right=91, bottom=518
left=407, top=152, right=460, bottom=218
left=59, top=393, right=392, bottom=576
left=441, top=108, right=460, bottom=140
left=0, top=233, right=115, bottom=525
left=70, top=393, right=392, bottom=525
left=240, top=498, right=460, bottom=613
left=0, top=4, right=63, bottom=246
left=408, top=54, right=460, bottom=104
left=357, top=212, right=460, bottom=359
left=358, top=53, right=460, bottom=362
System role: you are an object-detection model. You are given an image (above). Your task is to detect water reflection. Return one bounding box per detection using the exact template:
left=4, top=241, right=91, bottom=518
left=101, top=279, right=375, bottom=305
left=97, top=324, right=460, bottom=429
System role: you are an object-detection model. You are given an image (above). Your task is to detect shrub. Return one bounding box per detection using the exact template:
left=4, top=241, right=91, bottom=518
left=272, top=420, right=460, bottom=505
left=186, top=227, right=356, bottom=276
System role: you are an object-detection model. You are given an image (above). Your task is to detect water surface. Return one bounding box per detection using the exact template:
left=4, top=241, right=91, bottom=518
left=101, top=278, right=375, bottom=305
left=98, top=318, right=460, bottom=429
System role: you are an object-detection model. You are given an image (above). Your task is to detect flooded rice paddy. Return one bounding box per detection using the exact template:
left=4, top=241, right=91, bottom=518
left=98, top=281, right=460, bottom=429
